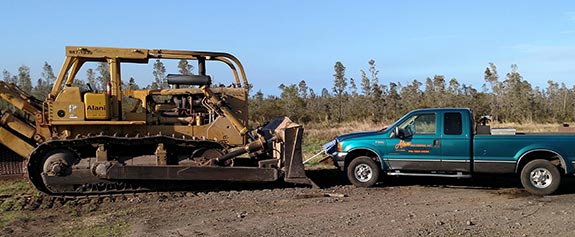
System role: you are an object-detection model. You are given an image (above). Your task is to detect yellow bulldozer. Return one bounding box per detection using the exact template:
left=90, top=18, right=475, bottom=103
left=0, top=46, right=314, bottom=195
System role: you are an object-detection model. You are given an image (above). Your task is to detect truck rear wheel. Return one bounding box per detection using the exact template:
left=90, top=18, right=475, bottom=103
left=347, top=156, right=380, bottom=187
left=520, top=159, right=561, bottom=195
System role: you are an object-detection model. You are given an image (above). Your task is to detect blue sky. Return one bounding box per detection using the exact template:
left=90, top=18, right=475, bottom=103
left=1, top=1, right=575, bottom=94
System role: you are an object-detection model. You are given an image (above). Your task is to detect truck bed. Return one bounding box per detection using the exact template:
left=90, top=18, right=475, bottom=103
left=473, top=133, right=575, bottom=173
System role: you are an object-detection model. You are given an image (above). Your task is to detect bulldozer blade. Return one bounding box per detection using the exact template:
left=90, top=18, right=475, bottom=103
left=281, top=125, right=319, bottom=188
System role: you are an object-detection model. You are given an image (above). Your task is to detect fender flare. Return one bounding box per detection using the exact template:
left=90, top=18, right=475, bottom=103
left=345, top=147, right=388, bottom=170
left=515, top=149, right=569, bottom=174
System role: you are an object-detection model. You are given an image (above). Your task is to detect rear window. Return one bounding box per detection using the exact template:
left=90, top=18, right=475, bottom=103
left=444, top=112, right=462, bottom=135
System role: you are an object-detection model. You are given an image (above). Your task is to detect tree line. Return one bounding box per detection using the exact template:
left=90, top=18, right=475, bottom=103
left=3, top=60, right=575, bottom=125
left=250, top=61, right=575, bottom=125
left=2, top=59, right=194, bottom=100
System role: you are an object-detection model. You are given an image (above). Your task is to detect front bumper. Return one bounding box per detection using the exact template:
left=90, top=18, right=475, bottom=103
left=323, top=139, right=346, bottom=169
left=332, top=152, right=347, bottom=170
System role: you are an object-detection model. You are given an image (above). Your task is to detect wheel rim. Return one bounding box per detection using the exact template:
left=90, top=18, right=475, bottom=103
left=354, top=164, right=373, bottom=183
left=529, top=167, right=552, bottom=189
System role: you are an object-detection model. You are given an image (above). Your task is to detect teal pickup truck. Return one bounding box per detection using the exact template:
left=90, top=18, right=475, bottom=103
left=324, top=108, right=575, bottom=195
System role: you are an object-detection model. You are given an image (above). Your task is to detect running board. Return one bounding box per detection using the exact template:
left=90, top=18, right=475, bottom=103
left=387, top=171, right=471, bottom=178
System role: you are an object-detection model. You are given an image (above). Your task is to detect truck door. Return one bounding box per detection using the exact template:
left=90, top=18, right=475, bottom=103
left=441, top=111, right=471, bottom=172
left=385, top=112, right=442, bottom=171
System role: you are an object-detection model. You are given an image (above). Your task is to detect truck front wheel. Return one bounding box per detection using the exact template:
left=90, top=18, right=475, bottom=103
left=347, top=156, right=380, bottom=187
left=520, top=159, right=561, bottom=195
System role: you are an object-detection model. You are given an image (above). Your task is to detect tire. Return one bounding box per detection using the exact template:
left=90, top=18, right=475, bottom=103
left=520, top=159, right=561, bottom=195
left=347, top=156, right=380, bottom=187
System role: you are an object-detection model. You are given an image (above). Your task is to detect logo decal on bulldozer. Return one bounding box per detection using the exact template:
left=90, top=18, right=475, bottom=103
left=68, top=104, right=78, bottom=119
left=86, top=105, right=106, bottom=111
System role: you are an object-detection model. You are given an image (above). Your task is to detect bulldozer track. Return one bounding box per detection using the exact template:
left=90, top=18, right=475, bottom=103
left=28, top=134, right=227, bottom=196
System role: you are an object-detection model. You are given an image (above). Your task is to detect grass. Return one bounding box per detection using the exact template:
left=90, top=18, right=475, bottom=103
left=0, top=211, right=31, bottom=229
left=302, top=120, right=389, bottom=165
left=0, top=179, right=36, bottom=195
left=0, top=179, right=40, bottom=212
left=490, top=122, right=562, bottom=133
left=0, top=178, right=131, bottom=237
left=59, top=223, right=129, bottom=237
left=304, top=120, right=389, bottom=139
left=57, top=210, right=131, bottom=237
left=0, top=180, right=45, bottom=231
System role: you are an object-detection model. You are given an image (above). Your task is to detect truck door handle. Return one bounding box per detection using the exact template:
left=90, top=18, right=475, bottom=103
left=433, top=139, right=440, bottom=147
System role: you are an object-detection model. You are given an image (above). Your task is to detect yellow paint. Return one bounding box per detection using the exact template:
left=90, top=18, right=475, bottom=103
left=84, top=93, right=110, bottom=120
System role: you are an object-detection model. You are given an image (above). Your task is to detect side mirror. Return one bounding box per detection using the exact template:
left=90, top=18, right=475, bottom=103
left=404, top=124, right=415, bottom=138
left=393, top=127, right=404, bottom=139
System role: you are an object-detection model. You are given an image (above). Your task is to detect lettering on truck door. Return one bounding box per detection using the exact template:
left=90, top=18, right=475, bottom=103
left=385, top=112, right=441, bottom=171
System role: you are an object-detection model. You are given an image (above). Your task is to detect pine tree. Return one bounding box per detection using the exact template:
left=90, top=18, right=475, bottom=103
left=368, top=60, right=385, bottom=121
left=33, top=62, right=56, bottom=99
left=17, top=65, right=32, bottom=93
left=424, top=77, right=436, bottom=107
left=153, top=60, right=167, bottom=89
left=298, top=80, right=308, bottom=99
left=349, top=78, right=358, bottom=97
left=502, top=64, right=533, bottom=122
left=360, top=70, right=371, bottom=96
left=128, top=77, right=140, bottom=90
left=332, top=61, right=347, bottom=122
left=3, top=70, right=17, bottom=84
left=96, top=62, right=110, bottom=91
left=369, top=60, right=379, bottom=87
left=86, top=68, right=97, bottom=91
left=484, top=62, right=503, bottom=121
left=387, top=82, right=401, bottom=119
left=177, top=59, right=194, bottom=75
left=279, top=83, right=306, bottom=122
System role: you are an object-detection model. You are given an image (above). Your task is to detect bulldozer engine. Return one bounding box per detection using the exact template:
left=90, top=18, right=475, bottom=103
left=0, top=46, right=315, bottom=195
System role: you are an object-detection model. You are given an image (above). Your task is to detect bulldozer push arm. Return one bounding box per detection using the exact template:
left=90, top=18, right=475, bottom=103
left=0, top=82, right=44, bottom=158
left=0, top=46, right=315, bottom=195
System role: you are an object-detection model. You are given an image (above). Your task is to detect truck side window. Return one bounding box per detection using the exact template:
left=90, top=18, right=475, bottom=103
left=444, top=112, right=462, bottom=135
left=399, top=113, right=436, bottom=135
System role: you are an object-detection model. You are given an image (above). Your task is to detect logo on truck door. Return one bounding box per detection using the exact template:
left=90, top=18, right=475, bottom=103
left=394, top=140, right=432, bottom=153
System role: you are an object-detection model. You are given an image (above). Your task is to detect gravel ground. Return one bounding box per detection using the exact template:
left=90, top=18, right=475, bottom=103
left=3, top=169, right=575, bottom=237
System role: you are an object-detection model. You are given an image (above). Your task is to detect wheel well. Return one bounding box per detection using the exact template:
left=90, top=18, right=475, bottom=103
left=345, top=149, right=381, bottom=169
left=516, top=150, right=565, bottom=174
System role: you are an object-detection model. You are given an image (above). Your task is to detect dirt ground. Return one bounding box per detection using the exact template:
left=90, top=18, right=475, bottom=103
left=3, top=169, right=575, bottom=237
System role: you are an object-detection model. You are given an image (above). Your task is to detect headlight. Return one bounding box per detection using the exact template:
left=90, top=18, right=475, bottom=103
left=322, top=140, right=337, bottom=155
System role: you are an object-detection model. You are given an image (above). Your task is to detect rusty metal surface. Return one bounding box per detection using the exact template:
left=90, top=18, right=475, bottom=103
left=281, top=126, right=318, bottom=187
left=103, top=163, right=279, bottom=182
